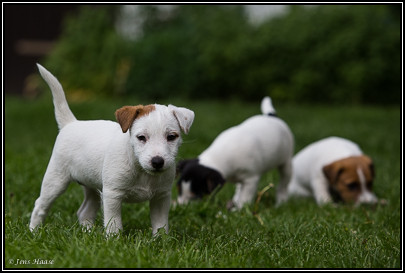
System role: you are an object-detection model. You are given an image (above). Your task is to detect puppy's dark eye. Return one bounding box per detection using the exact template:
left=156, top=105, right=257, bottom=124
left=167, top=134, right=179, bottom=141
left=137, top=135, right=147, bottom=142
left=347, top=182, right=360, bottom=191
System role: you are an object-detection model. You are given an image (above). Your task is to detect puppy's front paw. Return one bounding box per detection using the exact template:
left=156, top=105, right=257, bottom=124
left=226, top=200, right=236, bottom=211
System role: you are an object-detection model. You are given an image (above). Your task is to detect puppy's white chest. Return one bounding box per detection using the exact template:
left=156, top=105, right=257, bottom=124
left=124, top=186, right=154, bottom=203
left=121, top=173, right=173, bottom=203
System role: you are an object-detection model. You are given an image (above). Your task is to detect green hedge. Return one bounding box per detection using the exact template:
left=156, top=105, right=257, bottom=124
left=44, top=5, right=401, bottom=105
left=44, top=6, right=129, bottom=97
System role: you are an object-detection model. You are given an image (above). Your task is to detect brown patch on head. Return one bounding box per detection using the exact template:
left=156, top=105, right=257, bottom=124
left=322, top=155, right=374, bottom=203
left=115, top=104, right=156, bottom=133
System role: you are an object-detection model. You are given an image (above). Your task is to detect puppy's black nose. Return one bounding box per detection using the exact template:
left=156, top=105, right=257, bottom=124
left=151, top=156, right=164, bottom=170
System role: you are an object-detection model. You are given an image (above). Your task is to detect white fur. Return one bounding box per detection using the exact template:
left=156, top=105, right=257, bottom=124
left=356, top=167, right=378, bottom=204
left=287, top=136, right=377, bottom=205
left=179, top=97, right=294, bottom=209
left=177, top=181, right=194, bottom=205
left=260, top=96, right=276, bottom=115
left=30, top=64, right=194, bottom=235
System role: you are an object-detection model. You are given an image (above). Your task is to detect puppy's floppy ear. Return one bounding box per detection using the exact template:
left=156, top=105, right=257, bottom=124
left=361, top=155, right=375, bottom=178
left=176, top=159, right=191, bottom=175
left=168, top=105, right=195, bottom=134
left=176, top=158, right=198, bottom=176
left=115, top=105, right=143, bottom=133
left=369, top=162, right=375, bottom=179
left=207, top=171, right=225, bottom=193
left=322, top=162, right=344, bottom=186
left=115, top=105, right=156, bottom=133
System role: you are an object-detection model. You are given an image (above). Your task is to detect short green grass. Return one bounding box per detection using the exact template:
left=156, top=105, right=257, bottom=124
left=4, top=95, right=401, bottom=268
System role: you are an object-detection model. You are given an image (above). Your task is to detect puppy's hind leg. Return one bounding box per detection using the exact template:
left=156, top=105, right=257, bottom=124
left=77, top=186, right=100, bottom=230
left=29, top=165, right=71, bottom=231
left=276, top=161, right=292, bottom=206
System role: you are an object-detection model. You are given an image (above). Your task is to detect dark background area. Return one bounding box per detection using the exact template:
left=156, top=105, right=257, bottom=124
left=4, top=4, right=78, bottom=95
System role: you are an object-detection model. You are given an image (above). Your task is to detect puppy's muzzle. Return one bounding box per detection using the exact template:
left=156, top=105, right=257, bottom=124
left=151, top=156, right=165, bottom=170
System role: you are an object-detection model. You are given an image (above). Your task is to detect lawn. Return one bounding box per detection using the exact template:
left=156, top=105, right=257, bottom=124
left=4, top=94, right=401, bottom=269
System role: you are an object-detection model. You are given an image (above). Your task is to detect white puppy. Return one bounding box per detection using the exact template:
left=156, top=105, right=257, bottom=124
left=287, top=136, right=378, bottom=206
left=176, top=97, right=294, bottom=209
left=29, top=64, right=194, bottom=235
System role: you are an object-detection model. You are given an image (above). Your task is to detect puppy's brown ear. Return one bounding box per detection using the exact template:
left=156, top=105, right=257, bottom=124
left=369, top=162, right=375, bottom=179
left=361, top=155, right=375, bottom=178
left=115, top=105, right=143, bottom=133
left=115, top=104, right=156, bottom=133
left=322, top=162, right=344, bottom=186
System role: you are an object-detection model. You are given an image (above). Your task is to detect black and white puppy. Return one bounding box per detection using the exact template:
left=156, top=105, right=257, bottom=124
left=176, top=97, right=294, bottom=209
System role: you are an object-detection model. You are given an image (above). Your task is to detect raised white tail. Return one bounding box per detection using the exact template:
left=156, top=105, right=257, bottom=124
left=37, top=64, right=77, bottom=130
left=260, top=96, right=276, bottom=116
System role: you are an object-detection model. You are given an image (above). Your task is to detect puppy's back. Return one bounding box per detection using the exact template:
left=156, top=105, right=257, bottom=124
left=200, top=115, right=293, bottom=174
left=293, top=136, right=363, bottom=179
left=51, top=120, right=123, bottom=189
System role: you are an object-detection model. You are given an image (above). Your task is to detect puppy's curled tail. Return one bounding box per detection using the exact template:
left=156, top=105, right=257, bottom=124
left=260, top=96, right=276, bottom=116
left=37, top=64, right=77, bottom=130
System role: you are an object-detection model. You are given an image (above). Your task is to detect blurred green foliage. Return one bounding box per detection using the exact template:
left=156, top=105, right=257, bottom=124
left=44, top=6, right=129, bottom=97
left=44, top=5, right=401, bottom=104
left=126, top=5, right=253, bottom=100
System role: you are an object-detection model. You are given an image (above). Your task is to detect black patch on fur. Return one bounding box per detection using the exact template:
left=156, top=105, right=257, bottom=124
left=267, top=113, right=278, bottom=118
left=176, top=158, right=225, bottom=199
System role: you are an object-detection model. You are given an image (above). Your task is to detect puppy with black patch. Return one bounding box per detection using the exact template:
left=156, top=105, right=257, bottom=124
left=286, top=136, right=378, bottom=206
left=176, top=97, right=294, bottom=209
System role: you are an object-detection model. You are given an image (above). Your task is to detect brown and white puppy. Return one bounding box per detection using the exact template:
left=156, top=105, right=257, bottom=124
left=287, top=137, right=377, bottom=206
left=29, top=64, right=195, bottom=235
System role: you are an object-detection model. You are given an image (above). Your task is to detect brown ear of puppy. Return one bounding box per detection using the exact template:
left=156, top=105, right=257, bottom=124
left=360, top=155, right=375, bottom=178
left=115, top=105, right=144, bottom=133
left=115, top=105, right=156, bottom=133
left=322, top=161, right=344, bottom=186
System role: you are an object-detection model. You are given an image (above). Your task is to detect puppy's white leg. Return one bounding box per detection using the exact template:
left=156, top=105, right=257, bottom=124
left=29, top=167, right=71, bottom=230
left=226, top=183, right=242, bottom=210
left=231, top=183, right=242, bottom=205
left=102, top=190, right=123, bottom=234
left=149, top=192, right=171, bottom=235
left=233, top=176, right=260, bottom=209
left=286, top=177, right=312, bottom=199
left=312, top=176, right=332, bottom=205
left=276, top=161, right=292, bottom=206
left=77, top=186, right=100, bottom=229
